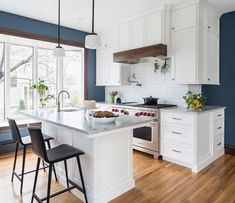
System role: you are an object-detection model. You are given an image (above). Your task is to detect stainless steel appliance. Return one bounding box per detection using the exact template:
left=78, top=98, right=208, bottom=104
left=111, top=103, right=176, bottom=159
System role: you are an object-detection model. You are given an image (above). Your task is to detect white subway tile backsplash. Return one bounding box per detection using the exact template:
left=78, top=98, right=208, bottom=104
left=105, top=63, right=201, bottom=107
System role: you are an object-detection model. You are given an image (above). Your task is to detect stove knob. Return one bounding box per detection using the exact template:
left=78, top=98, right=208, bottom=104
left=143, top=112, right=147, bottom=116
left=120, top=109, right=125, bottom=113
left=112, top=109, right=115, bottom=112
left=135, top=112, right=140, bottom=117
left=147, top=113, right=151, bottom=117
left=124, top=111, right=129, bottom=115
left=139, top=112, right=143, bottom=116
left=151, top=113, right=155, bottom=117
left=115, top=109, right=119, bottom=112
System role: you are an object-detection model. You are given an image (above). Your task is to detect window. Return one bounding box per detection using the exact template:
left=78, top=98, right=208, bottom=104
left=10, top=44, right=33, bottom=116
left=63, top=50, right=84, bottom=107
left=0, top=34, right=84, bottom=121
left=0, top=43, right=5, bottom=121
left=38, top=48, right=57, bottom=107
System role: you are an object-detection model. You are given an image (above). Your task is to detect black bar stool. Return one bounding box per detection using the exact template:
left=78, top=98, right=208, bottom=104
left=7, top=118, right=57, bottom=193
left=28, top=127, right=88, bottom=203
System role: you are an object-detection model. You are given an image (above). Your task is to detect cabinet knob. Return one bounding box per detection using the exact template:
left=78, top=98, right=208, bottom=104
left=172, top=78, right=175, bottom=81
left=208, top=78, right=211, bottom=81
left=172, top=27, right=175, bottom=30
left=208, top=26, right=211, bottom=29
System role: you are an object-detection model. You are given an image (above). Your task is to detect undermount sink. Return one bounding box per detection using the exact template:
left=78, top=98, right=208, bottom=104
left=60, top=108, right=81, bottom=112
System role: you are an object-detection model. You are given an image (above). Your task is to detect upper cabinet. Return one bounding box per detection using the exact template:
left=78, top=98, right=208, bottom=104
left=117, top=7, right=168, bottom=52
left=170, top=2, right=220, bottom=85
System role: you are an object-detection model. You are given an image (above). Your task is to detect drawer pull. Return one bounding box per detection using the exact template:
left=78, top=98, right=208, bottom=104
left=217, top=114, right=223, bottom=117
left=217, top=142, right=222, bottom=146
left=172, top=131, right=182, bottom=135
left=172, top=117, right=182, bottom=121
left=172, top=149, right=182, bottom=153
left=217, top=127, right=222, bottom=130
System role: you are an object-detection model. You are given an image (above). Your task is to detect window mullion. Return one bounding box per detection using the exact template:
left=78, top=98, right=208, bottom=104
left=33, top=45, right=38, bottom=110
left=4, top=42, right=10, bottom=119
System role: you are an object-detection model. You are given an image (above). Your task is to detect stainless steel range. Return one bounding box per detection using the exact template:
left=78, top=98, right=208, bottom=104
left=111, top=103, right=177, bottom=159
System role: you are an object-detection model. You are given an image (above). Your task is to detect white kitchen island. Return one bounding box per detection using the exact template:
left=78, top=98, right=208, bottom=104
left=21, top=109, right=152, bottom=203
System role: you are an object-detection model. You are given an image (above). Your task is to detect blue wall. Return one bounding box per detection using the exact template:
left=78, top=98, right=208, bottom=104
left=0, top=10, right=105, bottom=101
left=202, top=11, right=235, bottom=146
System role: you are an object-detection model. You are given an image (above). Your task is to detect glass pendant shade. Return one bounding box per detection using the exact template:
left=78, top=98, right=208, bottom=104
left=53, top=45, right=65, bottom=58
left=85, top=34, right=100, bottom=49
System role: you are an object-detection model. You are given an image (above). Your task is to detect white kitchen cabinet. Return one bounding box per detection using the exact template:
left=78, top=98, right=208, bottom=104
left=96, top=47, right=130, bottom=86
left=171, top=4, right=196, bottom=31
left=118, top=23, right=130, bottom=51
left=171, top=28, right=197, bottom=83
left=130, top=17, right=145, bottom=49
left=160, top=108, right=225, bottom=173
left=145, top=10, right=164, bottom=46
left=171, top=1, right=220, bottom=85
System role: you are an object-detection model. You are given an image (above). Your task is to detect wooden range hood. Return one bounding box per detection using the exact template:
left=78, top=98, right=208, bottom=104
left=113, top=44, right=167, bottom=64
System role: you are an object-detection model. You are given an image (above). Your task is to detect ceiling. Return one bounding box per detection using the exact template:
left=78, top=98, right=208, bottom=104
left=0, top=0, right=235, bottom=33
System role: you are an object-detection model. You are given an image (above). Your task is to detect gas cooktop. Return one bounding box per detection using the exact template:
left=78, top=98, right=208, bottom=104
left=116, top=102, right=177, bottom=109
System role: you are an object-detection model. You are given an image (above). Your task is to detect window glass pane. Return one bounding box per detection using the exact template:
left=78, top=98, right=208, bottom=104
left=0, top=43, right=5, bottom=121
left=38, top=48, right=57, bottom=107
left=63, top=50, right=83, bottom=107
left=10, top=44, right=33, bottom=118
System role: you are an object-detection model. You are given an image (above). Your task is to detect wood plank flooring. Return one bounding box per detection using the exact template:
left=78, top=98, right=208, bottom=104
left=0, top=150, right=235, bottom=203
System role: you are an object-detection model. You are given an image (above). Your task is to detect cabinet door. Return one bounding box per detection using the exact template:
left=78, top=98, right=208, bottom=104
left=171, top=5, right=196, bottom=31
left=118, top=23, right=130, bottom=51
left=171, top=28, right=197, bottom=83
left=96, top=48, right=110, bottom=86
left=145, top=11, right=162, bottom=46
left=206, top=8, right=219, bottom=36
left=204, top=31, right=219, bottom=84
left=130, top=17, right=145, bottom=49
left=100, top=31, right=118, bottom=49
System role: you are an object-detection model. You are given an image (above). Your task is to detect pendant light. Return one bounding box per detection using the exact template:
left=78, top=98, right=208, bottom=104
left=85, top=0, right=100, bottom=49
left=53, top=0, right=65, bottom=57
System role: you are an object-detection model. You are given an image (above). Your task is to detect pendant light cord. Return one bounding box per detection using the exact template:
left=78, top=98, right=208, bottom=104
left=92, top=0, right=95, bottom=33
left=58, top=0, right=61, bottom=46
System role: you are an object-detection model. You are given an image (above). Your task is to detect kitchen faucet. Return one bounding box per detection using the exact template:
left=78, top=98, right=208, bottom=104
left=57, top=90, right=70, bottom=112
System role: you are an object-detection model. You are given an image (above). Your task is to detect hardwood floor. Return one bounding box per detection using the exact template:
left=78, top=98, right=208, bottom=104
left=0, top=150, right=235, bottom=203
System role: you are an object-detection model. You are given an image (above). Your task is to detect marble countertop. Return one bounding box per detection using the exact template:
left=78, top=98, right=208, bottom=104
left=21, top=109, right=153, bottom=137
left=160, top=106, right=226, bottom=114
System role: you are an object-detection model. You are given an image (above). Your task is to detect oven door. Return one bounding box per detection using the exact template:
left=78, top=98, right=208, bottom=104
left=133, top=121, right=159, bottom=151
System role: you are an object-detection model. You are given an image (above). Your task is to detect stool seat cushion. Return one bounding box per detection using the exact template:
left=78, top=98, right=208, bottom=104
left=47, top=144, right=84, bottom=163
left=22, top=134, right=54, bottom=146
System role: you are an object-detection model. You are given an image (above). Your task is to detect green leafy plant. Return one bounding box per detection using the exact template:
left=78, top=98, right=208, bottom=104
left=183, top=91, right=207, bottom=111
left=29, top=79, right=53, bottom=108
left=18, top=99, right=25, bottom=111
left=154, top=58, right=170, bottom=74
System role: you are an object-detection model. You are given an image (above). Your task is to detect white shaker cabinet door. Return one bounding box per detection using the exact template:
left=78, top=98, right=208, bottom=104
left=171, top=28, right=197, bottom=83
left=130, top=17, right=145, bottom=49
left=118, top=23, right=130, bottom=51
left=171, top=4, right=197, bottom=31
left=145, top=11, right=163, bottom=46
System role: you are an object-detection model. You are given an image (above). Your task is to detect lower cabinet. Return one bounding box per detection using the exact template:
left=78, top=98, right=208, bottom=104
left=160, top=108, right=225, bottom=173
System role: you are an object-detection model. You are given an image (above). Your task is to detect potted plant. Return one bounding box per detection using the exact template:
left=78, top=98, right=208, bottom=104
left=183, top=91, right=207, bottom=112
left=29, top=79, right=53, bottom=108
left=109, top=91, right=118, bottom=104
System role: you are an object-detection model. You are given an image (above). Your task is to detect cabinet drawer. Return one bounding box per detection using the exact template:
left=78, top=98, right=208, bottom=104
left=161, top=141, right=193, bottom=164
left=214, top=119, right=224, bottom=135
left=162, top=113, right=194, bottom=125
left=213, top=109, right=224, bottom=120
left=161, top=124, right=194, bottom=144
left=213, top=134, right=224, bottom=152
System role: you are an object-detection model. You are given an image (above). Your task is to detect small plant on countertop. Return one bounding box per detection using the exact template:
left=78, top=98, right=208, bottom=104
left=183, top=91, right=207, bottom=112
left=29, top=79, right=54, bottom=108
left=109, top=91, right=118, bottom=104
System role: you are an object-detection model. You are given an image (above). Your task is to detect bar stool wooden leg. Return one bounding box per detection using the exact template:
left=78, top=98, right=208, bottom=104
left=31, top=158, right=41, bottom=203
left=76, top=156, right=88, bottom=203
left=47, top=164, right=53, bottom=203
left=11, top=142, right=18, bottom=182
left=20, top=145, right=27, bottom=194
left=64, top=160, right=69, bottom=188
left=47, top=141, right=58, bottom=182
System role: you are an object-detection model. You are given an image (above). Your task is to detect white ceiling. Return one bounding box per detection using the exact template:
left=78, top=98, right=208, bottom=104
left=0, top=0, right=235, bottom=33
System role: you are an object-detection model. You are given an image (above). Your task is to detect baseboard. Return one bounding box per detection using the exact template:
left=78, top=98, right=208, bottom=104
left=225, top=144, right=235, bottom=155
